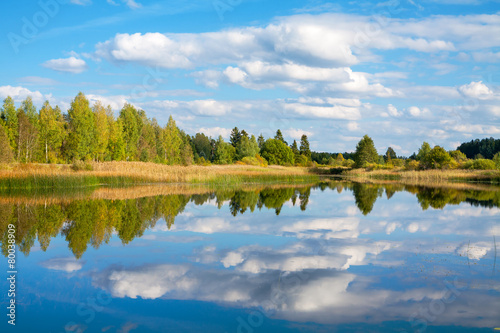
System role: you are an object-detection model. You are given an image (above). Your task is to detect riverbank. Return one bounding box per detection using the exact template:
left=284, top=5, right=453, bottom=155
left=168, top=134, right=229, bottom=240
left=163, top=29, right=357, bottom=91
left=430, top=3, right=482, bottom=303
left=340, top=168, right=500, bottom=184
left=0, top=162, right=319, bottom=191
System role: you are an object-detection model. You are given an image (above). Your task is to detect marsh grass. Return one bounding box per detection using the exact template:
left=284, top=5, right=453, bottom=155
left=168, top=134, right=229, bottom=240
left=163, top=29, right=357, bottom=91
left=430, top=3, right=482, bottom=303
left=343, top=168, right=500, bottom=183
left=0, top=162, right=318, bottom=190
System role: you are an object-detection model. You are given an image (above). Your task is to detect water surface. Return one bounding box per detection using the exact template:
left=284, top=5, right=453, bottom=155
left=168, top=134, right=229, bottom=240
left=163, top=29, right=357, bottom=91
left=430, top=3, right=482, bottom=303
left=1, top=181, right=499, bottom=332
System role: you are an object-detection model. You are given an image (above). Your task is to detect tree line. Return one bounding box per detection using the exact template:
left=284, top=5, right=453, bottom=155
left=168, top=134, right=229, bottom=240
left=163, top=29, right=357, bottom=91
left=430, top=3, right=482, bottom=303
left=0, top=93, right=312, bottom=166
left=1, top=92, right=499, bottom=170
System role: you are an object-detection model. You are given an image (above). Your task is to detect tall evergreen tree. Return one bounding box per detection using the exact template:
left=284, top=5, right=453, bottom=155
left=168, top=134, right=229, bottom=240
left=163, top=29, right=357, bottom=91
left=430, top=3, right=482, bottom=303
left=299, top=134, right=311, bottom=160
left=274, top=129, right=287, bottom=145
left=354, top=135, right=378, bottom=167
left=230, top=127, right=241, bottom=147
left=385, top=147, right=397, bottom=163
left=257, top=134, right=265, bottom=149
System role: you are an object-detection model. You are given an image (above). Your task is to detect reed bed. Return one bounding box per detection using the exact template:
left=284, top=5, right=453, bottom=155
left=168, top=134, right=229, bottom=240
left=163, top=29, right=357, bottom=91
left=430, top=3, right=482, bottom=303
left=343, top=168, right=500, bottom=183
left=0, top=162, right=319, bottom=191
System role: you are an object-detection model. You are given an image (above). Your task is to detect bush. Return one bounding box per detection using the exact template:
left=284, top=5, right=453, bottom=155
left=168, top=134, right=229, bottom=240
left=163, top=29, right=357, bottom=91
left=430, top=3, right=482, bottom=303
left=255, top=154, right=268, bottom=167
left=241, top=156, right=260, bottom=166
left=463, top=159, right=496, bottom=170
left=405, top=160, right=420, bottom=170
left=343, top=159, right=355, bottom=168
left=295, top=155, right=308, bottom=167
left=71, top=160, right=93, bottom=171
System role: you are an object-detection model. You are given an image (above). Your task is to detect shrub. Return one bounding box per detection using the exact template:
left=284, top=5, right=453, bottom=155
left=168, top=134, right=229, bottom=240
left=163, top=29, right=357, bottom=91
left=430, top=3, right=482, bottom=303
left=241, top=156, right=260, bottom=166
left=295, top=155, right=309, bottom=167
left=71, top=160, right=93, bottom=171
left=405, top=160, right=420, bottom=170
left=255, top=154, right=268, bottom=167
left=463, top=159, right=496, bottom=170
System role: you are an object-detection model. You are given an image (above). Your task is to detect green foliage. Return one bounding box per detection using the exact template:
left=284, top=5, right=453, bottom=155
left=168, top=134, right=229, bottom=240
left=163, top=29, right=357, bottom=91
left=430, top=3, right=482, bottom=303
left=257, top=134, right=265, bottom=149
left=463, top=159, right=496, bottom=170
left=423, top=146, right=453, bottom=169
left=260, top=139, right=295, bottom=165
left=230, top=127, right=241, bottom=147
left=241, top=156, right=260, bottom=166
left=417, top=142, right=431, bottom=162
left=354, top=135, right=378, bottom=167
left=39, top=101, right=66, bottom=163
left=493, top=152, right=500, bottom=169
left=0, top=123, right=14, bottom=163
left=214, top=136, right=236, bottom=164
left=449, top=150, right=467, bottom=163
left=119, top=103, right=141, bottom=160
left=193, top=132, right=212, bottom=161
left=457, top=137, right=500, bottom=159
left=67, top=92, right=95, bottom=161
left=163, top=115, right=182, bottom=164
left=274, top=129, right=287, bottom=145
left=295, top=154, right=308, bottom=167
left=385, top=147, right=397, bottom=162
left=237, top=135, right=259, bottom=160
left=1, top=96, right=18, bottom=151
left=299, top=134, right=311, bottom=160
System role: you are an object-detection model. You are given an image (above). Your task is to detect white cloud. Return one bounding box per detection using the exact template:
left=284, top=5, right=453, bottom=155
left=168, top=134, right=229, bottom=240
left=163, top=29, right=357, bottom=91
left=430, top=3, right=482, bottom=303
left=347, top=121, right=360, bottom=131
left=197, top=127, right=232, bottom=139
left=458, top=81, right=493, bottom=100
left=284, top=128, right=313, bottom=139
left=387, top=104, right=402, bottom=117
left=42, top=57, right=88, bottom=74
left=284, top=103, right=361, bottom=120
left=0, top=85, right=47, bottom=104
left=40, top=257, right=84, bottom=273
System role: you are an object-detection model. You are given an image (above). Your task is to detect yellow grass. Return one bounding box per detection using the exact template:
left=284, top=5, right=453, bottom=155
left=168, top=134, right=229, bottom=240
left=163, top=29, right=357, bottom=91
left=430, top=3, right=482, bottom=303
left=0, top=161, right=315, bottom=184
left=343, top=168, right=500, bottom=183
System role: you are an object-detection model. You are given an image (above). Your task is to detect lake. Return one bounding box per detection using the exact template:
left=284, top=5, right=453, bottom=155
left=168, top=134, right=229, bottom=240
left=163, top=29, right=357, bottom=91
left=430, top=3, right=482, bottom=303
left=1, top=180, right=499, bottom=332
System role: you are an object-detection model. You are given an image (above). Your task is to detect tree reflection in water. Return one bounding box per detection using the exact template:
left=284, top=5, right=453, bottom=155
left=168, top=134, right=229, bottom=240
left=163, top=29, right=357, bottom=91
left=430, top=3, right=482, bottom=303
left=1, top=181, right=499, bottom=258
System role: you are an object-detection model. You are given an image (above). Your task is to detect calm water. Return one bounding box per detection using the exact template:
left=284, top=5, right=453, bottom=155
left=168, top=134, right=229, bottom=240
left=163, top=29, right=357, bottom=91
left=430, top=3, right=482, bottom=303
left=1, top=181, right=499, bottom=333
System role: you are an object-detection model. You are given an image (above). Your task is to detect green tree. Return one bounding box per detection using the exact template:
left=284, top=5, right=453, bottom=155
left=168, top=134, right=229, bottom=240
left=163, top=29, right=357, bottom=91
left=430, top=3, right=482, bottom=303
left=274, top=129, right=287, bottom=145
left=291, top=140, right=299, bottom=159
left=354, top=135, right=378, bottom=167
left=193, top=133, right=212, bottom=160
left=230, top=127, right=241, bottom=147
left=237, top=135, right=259, bottom=160
left=214, top=135, right=236, bottom=164
left=493, top=152, right=500, bottom=169
left=417, top=142, right=431, bottom=162
left=119, top=103, right=141, bottom=160
left=39, top=101, right=66, bottom=163
left=257, top=134, right=265, bottom=149
left=260, top=139, right=295, bottom=165
left=163, top=115, right=182, bottom=164
left=1, top=96, right=18, bottom=154
left=16, top=108, right=38, bottom=162
left=108, top=115, right=126, bottom=161
left=299, top=134, right=311, bottom=160
left=92, top=102, right=110, bottom=162
left=424, top=146, right=453, bottom=169
left=67, top=92, right=95, bottom=161
left=385, top=147, right=397, bottom=163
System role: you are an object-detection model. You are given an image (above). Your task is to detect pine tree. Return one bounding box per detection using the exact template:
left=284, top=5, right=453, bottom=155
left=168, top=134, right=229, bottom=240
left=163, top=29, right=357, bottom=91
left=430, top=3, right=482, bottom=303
left=230, top=127, right=241, bottom=147
left=257, top=134, right=265, bottom=149
left=274, top=129, right=287, bottom=145
left=299, top=134, right=311, bottom=160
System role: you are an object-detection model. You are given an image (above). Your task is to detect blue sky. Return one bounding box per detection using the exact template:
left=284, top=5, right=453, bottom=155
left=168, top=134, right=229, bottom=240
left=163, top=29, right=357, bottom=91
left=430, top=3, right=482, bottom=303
left=1, top=0, right=499, bottom=154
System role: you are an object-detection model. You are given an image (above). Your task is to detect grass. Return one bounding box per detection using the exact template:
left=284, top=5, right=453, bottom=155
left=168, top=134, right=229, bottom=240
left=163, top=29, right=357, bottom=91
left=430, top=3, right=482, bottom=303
left=342, top=168, right=500, bottom=184
left=0, top=162, right=319, bottom=191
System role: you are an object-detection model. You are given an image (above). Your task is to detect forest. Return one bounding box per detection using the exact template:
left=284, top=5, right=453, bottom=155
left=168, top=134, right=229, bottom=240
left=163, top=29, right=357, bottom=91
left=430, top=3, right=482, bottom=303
left=1, top=92, right=499, bottom=171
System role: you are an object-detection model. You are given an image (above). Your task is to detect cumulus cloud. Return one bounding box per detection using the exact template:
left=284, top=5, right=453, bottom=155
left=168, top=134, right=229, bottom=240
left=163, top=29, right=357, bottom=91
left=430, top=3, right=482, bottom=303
left=42, top=57, right=88, bottom=74
left=284, top=128, right=313, bottom=139
left=0, top=85, right=46, bottom=103
left=458, top=81, right=493, bottom=100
